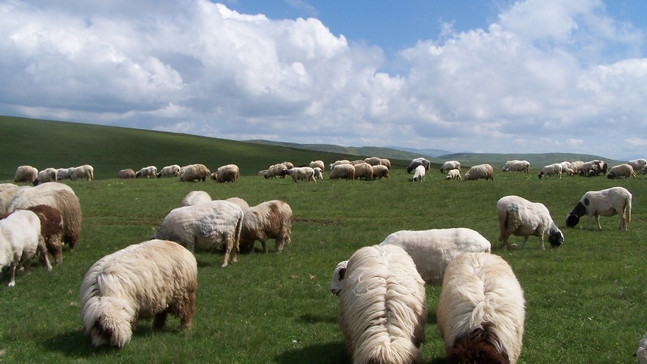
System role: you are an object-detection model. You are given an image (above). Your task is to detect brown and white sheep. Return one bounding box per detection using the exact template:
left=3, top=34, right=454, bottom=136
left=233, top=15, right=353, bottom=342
left=372, top=165, right=390, bottom=179
left=118, top=168, right=136, bottom=179
left=26, top=204, right=64, bottom=265
left=353, top=162, right=374, bottom=180
left=211, top=164, right=240, bottom=183
left=180, top=164, right=210, bottom=182
left=239, top=200, right=292, bottom=254
left=464, top=164, right=494, bottom=181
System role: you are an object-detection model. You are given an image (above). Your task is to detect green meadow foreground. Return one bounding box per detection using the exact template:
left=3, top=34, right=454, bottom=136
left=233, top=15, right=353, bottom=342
left=0, top=168, right=645, bottom=363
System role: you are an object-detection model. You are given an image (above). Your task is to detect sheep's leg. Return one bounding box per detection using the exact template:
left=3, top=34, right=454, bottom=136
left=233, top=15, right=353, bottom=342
left=152, top=311, right=168, bottom=330
left=8, top=263, right=17, bottom=287
left=275, top=238, right=284, bottom=253
left=177, top=291, right=196, bottom=330
left=262, top=240, right=268, bottom=253
left=595, top=215, right=602, bottom=230
left=221, top=239, right=233, bottom=268
left=520, top=236, right=531, bottom=249
left=38, top=236, right=52, bottom=271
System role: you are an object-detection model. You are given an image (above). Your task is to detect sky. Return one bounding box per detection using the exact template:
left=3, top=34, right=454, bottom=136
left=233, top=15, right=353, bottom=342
left=1, top=0, right=646, bottom=160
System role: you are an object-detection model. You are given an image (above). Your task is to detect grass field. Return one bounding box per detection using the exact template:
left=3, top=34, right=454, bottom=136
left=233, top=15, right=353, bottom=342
left=0, top=117, right=645, bottom=363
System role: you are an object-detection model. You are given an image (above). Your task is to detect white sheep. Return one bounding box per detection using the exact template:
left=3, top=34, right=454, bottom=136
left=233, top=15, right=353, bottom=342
left=412, top=165, right=426, bottom=182
left=57, top=168, right=72, bottom=180
left=437, top=252, right=525, bottom=364
left=180, top=190, right=212, bottom=206
left=225, top=197, right=249, bottom=211
left=353, top=162, right=373, bottom=180
left=440, top=160, right=461, bottom=173
left=579, top=159, right=606, bottom=176
left=34, top=168, right=58, bottom=185
left=135, top=166, right=158, bottom=179
left=118, top=168, right=135, bottom=179
left=502, top=160, right=530, bottom=173
left=566, top=186, right=632, bottom=230
left=445, top=168, right=462, bottom=181
left=364, top=157, right=382, bottom=166
left=0, top=183, right=22, bottom=214
left=0, top=210, right=52, bottom=287
left=371, top=165, right=390, bottom=179
left=13, top=165, right=38, bottom=184
left=264, top=163, right=288, bottom=179
left=151, top=200, right=244, bottom=267
left=538, top=163, right=562, bottom=179
left=628, top=159, right=647, bottom=172
left=559, top=161, right=575, bottom=176
left=212, top=164, right=239, bottom=183
left=636, top=332, right=647, bottom=364
left=329, top=160, right=350, bottom=171
left=407, top=157, right=430, bottom=173
left=378, top=228, right=492, bottom=285
left=179, top=163, right=210, bottom=182
left=464, top=163, right=494, bottom=181
left=283, top=166, right=316, bottom=183
left=497, top=195, right=564, bottom=250
left=606, top=163, right=636, bottom=179
left=313, top=167, right=324, bottom=180
left=71, top=164, right=94, bottom=181
left=309, top=160, right=325, bottom=172
left=157, top=164, right=181, bottom=178
left=239, top=200, right=292, bottom=253
left=79, top=239, right=197, bottom=348
left=336, top=244, right=426, bottom=364
left=329, top=164, right=355, bottom=180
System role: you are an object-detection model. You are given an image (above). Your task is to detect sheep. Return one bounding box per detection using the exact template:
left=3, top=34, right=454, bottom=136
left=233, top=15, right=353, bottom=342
left=636, top=332, right=647, bottom=364
left=565, top=186, right=632, bottom=231
left=7, top=182, right=82, bottom=252
left=579, top=160, right=606, bottom=176
left=180, top=190, right=212, bottom=207
left=497, top=195, right=564, bottom=250
left=412, top=165, right=426, bottom=182
left=570, top=160, right=584, bottom=175
left=157, top=164, right=181, bottom=178
left=71, top=164, right=94, bottom=181
left=118, top=168, right=136, bottom=179
left=0, top=210, right=52, bottom=287
left=282, top=161, right=294, bottom=169
left=313, top=167, right=324, bottom=180
left=378, top=228, right=492, bottom=285
left=372, top=165, right=390, bottom=179
left=353, top=162, right=373, bottom=180
left=336, top=244, right=426, bottom=364
left=440, top=160, right=461, bottom=173
left=79, top=239, right=197, bottom=348
left=502, top=160, right=530, bottom=173
left=212, top=164, right=240, bottom=183
left=239, top=200, right=292, bottom=254
left=264, top=163, right=288, bottom=179
left=606, top=163, right=636, bottom=179
left=57, top=168, right=72, bottom=180
left=34, top=168, right=58, bottom=185
left=437, top=252, right=525, bottom=364
left=309, top=160, right=325, bottom=172
left=445, top=168, right=462, bottom=181
left=537, top=163, right=562, bottom=179
left=225, top=197, right=249, bottom=211
left=26, top=204, right=64, bottom=265
left=14, top=165, right=38, bottom=184
left=329, top=260, right=348, bottom=295
left=180, top=164, right=210, bottom=182
left=282, top=166, right=316, bottom=183
left=464, top=164, right=494, bottom=181
left=329, top=160, right=350, bottom=170
left=329, top=164, right=355, bottom=180
left=151, top=200, right=244, bottom=267
left=135, top=166, right=157, bottom=179
left=407, top=157, right=430, bottom=173
left=628, top=159, right=647, bottom=172
left=380, top=158, right=392, bottom=169
left=364, top=157, right=382, bottom=166
left=0, top=183, right=22, bottom=214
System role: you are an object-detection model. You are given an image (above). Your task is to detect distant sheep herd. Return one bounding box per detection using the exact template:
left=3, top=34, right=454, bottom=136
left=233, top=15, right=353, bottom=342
left=0, top=154, right=644, bottom=360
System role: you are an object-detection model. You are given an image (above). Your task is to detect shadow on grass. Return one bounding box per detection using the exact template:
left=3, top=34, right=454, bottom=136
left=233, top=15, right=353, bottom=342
left=299, top=313, right=337, bottom=324
left=274, top=341, right=348, bottom=364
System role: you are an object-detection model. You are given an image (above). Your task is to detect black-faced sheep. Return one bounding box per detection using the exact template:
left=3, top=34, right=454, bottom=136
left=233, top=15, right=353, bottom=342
left=372, top=165, right=390, bottom=179
left=34, top=168, right=57, bottom=185
left=118, top=168, right=136, bottom=179
left=211, top=164, right=239, bottom=183
left=0, top=209, right=52, bottom=287
left=135, top=166, right=157, bottom=179
left=566, top=186, right=632, bottom=230
left=606, top=163, right=636, bottom=179
left=336, top=244, right=426, bottom=364
left=464, top=164, right=494, bottom=181
left=180, top=190, right=212, bottom=207
left=180, top=163, right=210, bottom=182
left=282, top=166, right=316, bottom=183
left=440, top=160, right=461, bottom=173
left=329, top=164, right=355, bottom=180
left=14, top=165, right=38, bottom=184
left=151, top=200, right=244, bottom=267
left=157, top=164, right=181, bottom=178
left=407, top=157, right=430, bottom=173
left=497, top=195, right=564, bottom=250
left=26, top=204, right=64, bottom=265
left=378, top=228, right=492, bottom=285
left=79, top=239, right=197, bottom=348
left=537, top=163, right=562, bottom=179
left=239, top=200, right=292, bottom=254
left=412, top=165, right=426, bottom=182
left=7, top=182, right=82, bottom=252
left=437, top=252, right=525, bottom=364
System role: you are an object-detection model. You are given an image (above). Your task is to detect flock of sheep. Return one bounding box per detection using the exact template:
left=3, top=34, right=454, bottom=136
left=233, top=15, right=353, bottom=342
left=0, top=154, right=642, bottom=362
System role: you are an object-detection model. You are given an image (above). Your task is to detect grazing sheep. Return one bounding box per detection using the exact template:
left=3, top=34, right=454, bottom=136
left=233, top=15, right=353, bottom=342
left=79, top=239, right=197, bottom=348
left=364, top=157, right=382, bottom=166
left=636, top=332, right=647, bottom=364
left=353, top=162, right=374, bottom=180
left=14, top=165, right=38, bottom=184
left=378, top=228, right=492, bottom=285
left=180, top=190, right=212, bottom=206
left=437, top=252, right=525, bottom=364
left=225, top=197, right=249, bottom=211
left=329, top=160, right=351, bottom=170
left=497, top=195, right=564, bottom=250
left=7, top=182, right=82, bottom=252
left=283, top=166, right=316, bottom=183
left=239, top=200, right=292, bottom=254
left=329, top=260, right=348, bottom=295
left=180, top=164, right=210, bottom=182
left=565, top=186, right=632, bottom=230
left=440, top=160, right=461, bottom=173
left=157, top=164, right=181, bottom=178
left=407, top=157, right=430, bottom=173
left=309, top=160, right=325, bottom=172
left=71, top=164, right=94, bottom=181
left=0, top=184, right=22, bottom=214
left=559, top=161, right=575, bottom=176
left=380, top=158, right=392, bottom=169
left=264, top=163, right=289, bottom=179
left=606, top=163, right=636, bottom=179
left=0, top=210, right=52, bottom=287
left=579, top=160, right=607, bottom=176
left=372, top=165, right=390, bottom=179
left=118, top=168, right=136, bottom=179
left=212, top=164, right=240, bottom=183
left=151, top=200, right=243, bottom=267
left=537, top=163, right=563, bottom=179
left=57, top=168, right=72, bottom=180
left=628, top=159, right=647, bottom=173
left=329, top=164, right=355, bottom=180
left=412, top=165, right=426, bottom=182
left=34, top=168, right=58, bottom=185
left=313, top=167, right=324, bottom=180
left=445, top=168, right=462, bottom=181
left=135, top=166, right=158, bottom=179
left=336, top=245, right=426, bottom=364
left=502, top=160, right=530, bottom=173
left=26, top=205, right=64, bottom=265
left=464, top=164, right=494, bottom=181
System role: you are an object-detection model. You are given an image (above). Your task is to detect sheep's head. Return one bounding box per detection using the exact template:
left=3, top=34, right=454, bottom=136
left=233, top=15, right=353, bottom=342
left=566, top=201, right=586, bottom=228
left=330, top=260, right=348, bottom=296
left=548, top=228, right=564, bottom=248
left=566, top=213, right=580, bottom=228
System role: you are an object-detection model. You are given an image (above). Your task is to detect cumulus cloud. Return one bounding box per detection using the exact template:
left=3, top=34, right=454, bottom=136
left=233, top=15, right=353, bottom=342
left=0, top=0, right=645, bottom=159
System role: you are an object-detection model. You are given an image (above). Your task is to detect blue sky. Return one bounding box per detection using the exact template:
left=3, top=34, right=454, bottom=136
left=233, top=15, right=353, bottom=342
left=1, top=0, right=646, bottom=160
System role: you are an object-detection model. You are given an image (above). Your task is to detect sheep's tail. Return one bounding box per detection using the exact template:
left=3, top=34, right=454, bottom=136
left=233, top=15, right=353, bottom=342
left=626, top=195, right=632, bottom=223
left=497, top=210, right=508, bottom=242
left=355, top=337, right=422, bottom=364
left=447, top=324, right=510, bottom=364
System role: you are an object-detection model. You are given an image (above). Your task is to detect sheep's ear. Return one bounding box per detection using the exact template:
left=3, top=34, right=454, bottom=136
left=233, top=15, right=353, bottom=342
left=338, top=268, right=346, bottom=280
left=583, top=197, right=590, bottom=206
